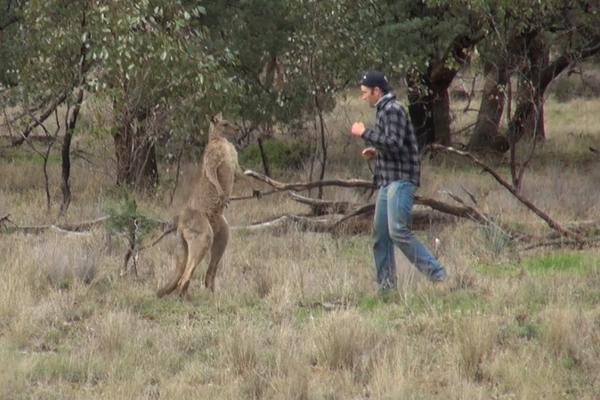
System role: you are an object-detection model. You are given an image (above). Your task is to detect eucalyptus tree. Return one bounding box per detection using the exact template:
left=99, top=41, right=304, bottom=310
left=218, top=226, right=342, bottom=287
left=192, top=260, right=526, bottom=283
left=349, top=0, right=486, bottom=148
left=505, top=1, right=599, bottom=145
left=200, top=0, right=297, bottom=176
left=89, top=1, right=226, bottom=190
left=2, top=0, right=229, bottom=213
left=0, top=0, right=24, bottom=90
left=284, top=0, right=370, bottom=194
left=201, top=0, right=366, bottom=186
left=469, top=0, right=600, bottom=152
left=1, top=0, right=96, bottom=214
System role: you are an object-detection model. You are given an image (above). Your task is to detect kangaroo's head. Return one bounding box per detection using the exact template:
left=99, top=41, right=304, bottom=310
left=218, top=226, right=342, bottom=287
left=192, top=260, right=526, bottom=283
left=208, top=112, right=238, bottom=139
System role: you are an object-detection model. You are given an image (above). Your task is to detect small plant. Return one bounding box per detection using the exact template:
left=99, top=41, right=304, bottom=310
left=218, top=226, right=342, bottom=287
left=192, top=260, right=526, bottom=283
left=479, top=223, right=513, bottom=258
left=105, top=191, right=161, bottom=276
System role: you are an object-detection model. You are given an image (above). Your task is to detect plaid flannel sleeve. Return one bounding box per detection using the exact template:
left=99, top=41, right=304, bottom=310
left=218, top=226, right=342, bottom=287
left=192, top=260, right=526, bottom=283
left=361, top=106, right=407, bottom=155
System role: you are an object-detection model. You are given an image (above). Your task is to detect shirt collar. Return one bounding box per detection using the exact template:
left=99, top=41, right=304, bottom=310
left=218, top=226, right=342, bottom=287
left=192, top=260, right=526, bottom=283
left=375, top=92, right=395, bottom=110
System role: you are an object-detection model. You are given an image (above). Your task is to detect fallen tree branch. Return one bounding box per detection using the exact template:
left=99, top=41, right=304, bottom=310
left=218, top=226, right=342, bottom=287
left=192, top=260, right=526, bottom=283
left=3, top=216, right=111, bottom=234
left=288, top=191, right=353, bottom=214
left=243, top=169, right=373, bottom=191
left=244, top=169, right=495, bottom=225
left=519, top=235, right=600, bottom=251
left=232, top=207, right=457, bottom=235
left=430, top=145, right=586, bottom=245
left=232, top=214, right=334, bottom=234
left=230, top=189, right=280, bottom=201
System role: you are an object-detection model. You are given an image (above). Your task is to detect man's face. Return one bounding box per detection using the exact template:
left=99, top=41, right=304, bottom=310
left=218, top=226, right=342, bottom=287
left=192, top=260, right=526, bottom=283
left=360, top=85, right=382, bottom=107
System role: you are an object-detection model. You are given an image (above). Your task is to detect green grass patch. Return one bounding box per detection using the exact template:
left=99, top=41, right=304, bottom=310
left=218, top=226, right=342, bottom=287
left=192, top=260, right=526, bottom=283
left=133, top=296, right=192, bottom=323
left=407, top=288, right=488, bottom=315
left=0, top=149, right=61, bottom=165
left=356, top=287, right=487, bottom=317
left=477, top=251, right=599, bottom=277
left=357, top=294, right=388, bottom=312
left=523, top=252, right=588, bottom=274
left=476, top=262, right=523, bottom=277
left=30, top=352, right=104, bottom=385
left=507, top=321, right=540, bottom=341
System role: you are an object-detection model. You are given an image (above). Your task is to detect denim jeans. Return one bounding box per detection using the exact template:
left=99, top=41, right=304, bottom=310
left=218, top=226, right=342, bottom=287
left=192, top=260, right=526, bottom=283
left=373, top=180, right=447, bottom=289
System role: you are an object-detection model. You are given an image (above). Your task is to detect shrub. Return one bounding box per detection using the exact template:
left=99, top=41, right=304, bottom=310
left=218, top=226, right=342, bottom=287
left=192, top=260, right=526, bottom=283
left=239, top=139, right=311, bottom=171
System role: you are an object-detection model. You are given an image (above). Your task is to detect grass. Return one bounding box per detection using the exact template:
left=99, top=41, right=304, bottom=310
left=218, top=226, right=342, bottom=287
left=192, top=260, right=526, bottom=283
left=1, top=92, right=600, bottom=399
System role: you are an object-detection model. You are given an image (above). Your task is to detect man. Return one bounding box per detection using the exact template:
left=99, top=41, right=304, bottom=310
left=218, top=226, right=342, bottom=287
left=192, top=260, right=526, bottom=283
left=351, top=71, right=447, bottom=291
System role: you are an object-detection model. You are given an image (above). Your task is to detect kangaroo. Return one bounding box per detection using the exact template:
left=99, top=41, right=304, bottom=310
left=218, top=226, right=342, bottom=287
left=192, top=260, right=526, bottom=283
left=157, top=113, right=242, bottom=298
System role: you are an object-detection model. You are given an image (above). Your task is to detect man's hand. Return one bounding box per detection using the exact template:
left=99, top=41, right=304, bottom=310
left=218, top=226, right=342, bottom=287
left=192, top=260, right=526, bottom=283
left=361, top=147, right=376, bottom=160
left=351, top=122, right=365, bottom=137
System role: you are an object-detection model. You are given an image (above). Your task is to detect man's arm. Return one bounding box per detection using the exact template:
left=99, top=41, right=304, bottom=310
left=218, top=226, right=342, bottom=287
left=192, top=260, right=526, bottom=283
left=361, top=107, right=408, bottom=154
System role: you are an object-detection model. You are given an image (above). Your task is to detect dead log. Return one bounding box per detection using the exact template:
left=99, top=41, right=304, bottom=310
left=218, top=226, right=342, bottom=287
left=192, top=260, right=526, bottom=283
left=243, top=170, right=374, bottom=191
left=1, top=216, right=110, bottom=234
left=520, top=235, right=600, bottom=251
left=288, top=192, right=353, bottom=214
left=232, top=207, right=457, bottom=235
left=244, top=170, right=493, bottom=225
left=232, top=214, right=334, bottom=234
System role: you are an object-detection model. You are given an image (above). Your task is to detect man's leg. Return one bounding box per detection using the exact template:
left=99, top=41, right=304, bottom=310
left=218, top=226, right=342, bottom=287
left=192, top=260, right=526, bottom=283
left=387, top=181, right=447, bottom=281
left=373, top=185, right=397, bottom=290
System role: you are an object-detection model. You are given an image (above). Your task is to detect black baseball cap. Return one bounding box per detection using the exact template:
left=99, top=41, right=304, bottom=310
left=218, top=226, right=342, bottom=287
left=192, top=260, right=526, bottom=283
left=360, top=71, right=390, bottom=92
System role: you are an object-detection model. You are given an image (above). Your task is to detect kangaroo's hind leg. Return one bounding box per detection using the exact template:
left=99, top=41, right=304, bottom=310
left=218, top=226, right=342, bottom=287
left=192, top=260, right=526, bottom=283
left=204, top=215, right=229, bottom=292
left=156, top=229, right=187, bottom=298
left=176, top=214, right=213, bottom=298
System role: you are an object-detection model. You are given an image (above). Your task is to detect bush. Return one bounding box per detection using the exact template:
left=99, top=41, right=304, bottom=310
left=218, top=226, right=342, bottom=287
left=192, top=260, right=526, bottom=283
left=239, top=139, right=311, bottom=171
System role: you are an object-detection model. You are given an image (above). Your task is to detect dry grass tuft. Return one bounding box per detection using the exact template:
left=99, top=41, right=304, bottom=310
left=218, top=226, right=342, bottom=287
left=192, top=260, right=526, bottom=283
left=312, top=310, right=385, bottom=383
left=456, top=314, right=498, bottom=382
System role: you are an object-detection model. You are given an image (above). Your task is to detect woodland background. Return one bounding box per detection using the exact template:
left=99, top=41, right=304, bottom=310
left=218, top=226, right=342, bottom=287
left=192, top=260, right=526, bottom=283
left=1, top=1, right=600, bottom=399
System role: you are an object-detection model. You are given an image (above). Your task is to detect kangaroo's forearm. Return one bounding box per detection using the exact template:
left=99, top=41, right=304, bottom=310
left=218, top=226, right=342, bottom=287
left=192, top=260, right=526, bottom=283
left=205, top=167, right=224, bottom=195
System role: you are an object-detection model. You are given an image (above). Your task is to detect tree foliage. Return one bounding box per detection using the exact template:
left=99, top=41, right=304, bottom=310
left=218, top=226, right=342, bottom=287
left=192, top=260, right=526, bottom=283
left=1, top=0, right=598, bottom=203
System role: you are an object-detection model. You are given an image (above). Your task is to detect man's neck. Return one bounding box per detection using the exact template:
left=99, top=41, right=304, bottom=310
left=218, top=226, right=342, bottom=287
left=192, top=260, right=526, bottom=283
left=375, top=92, right=393, bottom=108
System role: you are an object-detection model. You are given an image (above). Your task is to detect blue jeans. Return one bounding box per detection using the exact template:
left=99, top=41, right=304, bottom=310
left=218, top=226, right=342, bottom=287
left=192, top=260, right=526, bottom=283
left=373, top=180, right=447, bottom=289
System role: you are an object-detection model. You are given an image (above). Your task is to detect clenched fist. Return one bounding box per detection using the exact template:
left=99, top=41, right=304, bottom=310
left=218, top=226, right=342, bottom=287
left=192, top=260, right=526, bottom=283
left=361, top=147, right=376, bottom=160
left=351, top=122, right=366, bottom=137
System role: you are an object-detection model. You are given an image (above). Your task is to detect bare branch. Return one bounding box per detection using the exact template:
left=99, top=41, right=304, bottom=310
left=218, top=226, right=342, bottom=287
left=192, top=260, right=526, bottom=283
left=243, top=169, right=374, bottom=191
left=11, top=93, right=67, bottom=146
left=431, top=144, right=586, bottom=244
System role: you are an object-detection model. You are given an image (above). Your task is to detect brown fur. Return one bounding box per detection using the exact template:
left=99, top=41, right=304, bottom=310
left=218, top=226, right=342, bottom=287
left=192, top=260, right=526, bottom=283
left=157, top=113, right=240, bottom=298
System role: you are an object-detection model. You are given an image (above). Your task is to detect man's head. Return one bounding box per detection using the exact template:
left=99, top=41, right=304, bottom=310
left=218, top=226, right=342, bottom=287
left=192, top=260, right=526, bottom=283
left=360, top=71, right=390, bottom=107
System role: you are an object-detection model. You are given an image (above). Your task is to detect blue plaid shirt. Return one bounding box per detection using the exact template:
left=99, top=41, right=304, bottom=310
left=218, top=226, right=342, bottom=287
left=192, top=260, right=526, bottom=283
left=361, top=93, right=421, bottom=187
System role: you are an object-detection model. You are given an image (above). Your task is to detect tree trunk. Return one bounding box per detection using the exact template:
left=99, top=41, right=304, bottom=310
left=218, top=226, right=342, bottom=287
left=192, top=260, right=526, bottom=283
left=431, top=87, right=451, bottom=146
left=468, top=62, right=509, bottom=151
left=113, top=120, right=159, bottom=190
left=256, top=136, right=272, bottom=177
left=407, top=74, right=435, bottom=151
left=59, top=10, right=88, bottom=217
left=408, top=32, right=479, bottom=149
left=315, top=92, right=328, bottom=199
left=407, top=67, right=453, bottom=149
left=508, top=31, right=550, bottom=144
left=59, top=88, right=84, bottom=217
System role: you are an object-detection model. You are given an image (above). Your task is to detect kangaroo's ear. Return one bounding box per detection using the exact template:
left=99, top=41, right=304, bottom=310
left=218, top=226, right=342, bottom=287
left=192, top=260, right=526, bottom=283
left=210, top=112, right=223, bottom=123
